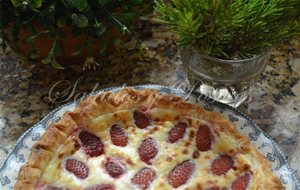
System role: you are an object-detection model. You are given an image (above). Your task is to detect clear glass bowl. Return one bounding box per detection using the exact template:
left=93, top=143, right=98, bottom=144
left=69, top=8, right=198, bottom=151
left=180, top=48, right=272, bottom=107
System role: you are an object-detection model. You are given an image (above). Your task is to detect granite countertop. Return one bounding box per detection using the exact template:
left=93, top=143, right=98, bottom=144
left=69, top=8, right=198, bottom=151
left=0, top=17, right=299, bottom=181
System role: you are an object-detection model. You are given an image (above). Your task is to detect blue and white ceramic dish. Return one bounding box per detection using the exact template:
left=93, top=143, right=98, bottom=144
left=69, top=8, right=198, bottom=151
left=0, top=85, right=299, bottom=190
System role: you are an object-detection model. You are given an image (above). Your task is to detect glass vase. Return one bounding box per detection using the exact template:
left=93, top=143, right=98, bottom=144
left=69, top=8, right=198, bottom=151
left=180, top=48, right=272, bottom=107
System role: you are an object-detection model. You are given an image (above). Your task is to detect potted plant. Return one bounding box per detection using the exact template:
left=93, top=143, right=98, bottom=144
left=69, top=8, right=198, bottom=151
left=155, top=0, right=300, bottom=107
left=0, top=0, right=153, bottom=69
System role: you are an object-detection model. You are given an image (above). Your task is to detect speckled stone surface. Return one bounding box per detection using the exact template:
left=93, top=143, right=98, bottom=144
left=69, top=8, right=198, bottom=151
left=0, top=17, right=299, bottom=181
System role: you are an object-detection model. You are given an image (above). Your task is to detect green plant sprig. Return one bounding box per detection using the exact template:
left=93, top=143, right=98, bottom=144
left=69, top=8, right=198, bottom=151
left=0, top=0, right=153, bottom=69
left=155, top=0, right=300, bottom=59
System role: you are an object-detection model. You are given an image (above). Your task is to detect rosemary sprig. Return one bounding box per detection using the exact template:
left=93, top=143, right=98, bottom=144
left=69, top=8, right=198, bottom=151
left=155, top=0, right=300, bottom=59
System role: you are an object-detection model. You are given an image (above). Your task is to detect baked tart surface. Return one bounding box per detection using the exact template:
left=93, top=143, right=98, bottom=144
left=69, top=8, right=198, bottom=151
left=15, top=88, right=284, bottom=190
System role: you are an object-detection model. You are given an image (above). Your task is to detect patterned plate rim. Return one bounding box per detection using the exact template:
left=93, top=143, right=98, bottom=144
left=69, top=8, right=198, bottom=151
left=0, top=84, right=299, bottom=189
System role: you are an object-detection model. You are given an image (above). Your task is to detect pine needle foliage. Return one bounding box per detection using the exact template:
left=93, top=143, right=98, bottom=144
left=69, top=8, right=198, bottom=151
left=155, top=0, right=300, bottom=59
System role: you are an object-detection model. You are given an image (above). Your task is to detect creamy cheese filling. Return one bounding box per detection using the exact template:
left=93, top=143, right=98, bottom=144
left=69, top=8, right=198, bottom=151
left=41, top=108, right=256, bottom=190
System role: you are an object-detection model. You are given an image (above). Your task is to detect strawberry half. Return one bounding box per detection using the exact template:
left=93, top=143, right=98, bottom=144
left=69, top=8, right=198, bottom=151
left=133, top=111, right=150, bottom=129
left=84, top=184, right=115, bottom=190
left=104, top=158, right=126, bottom=178
left=110, top=124, right=128, bottom=147
left=138, top=137, right=158, bottom=164
left=168, top=122, right=187, bottom=143
left=131, top=167, right=156, bottom=190
left=196, top=125, right=213, bottom=151
left=211, top=155, right=234, bottom=175
left=231, top=173, right=251, bottom=190
left=79, top=130, right=104, bottom=157
left=168, top=160, right=195, bottom=188
left=65, top=158, right=89, bottom=179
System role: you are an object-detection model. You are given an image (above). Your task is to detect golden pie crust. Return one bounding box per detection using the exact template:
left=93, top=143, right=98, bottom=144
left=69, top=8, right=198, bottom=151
left=14, top=88, right=284, bottom=190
